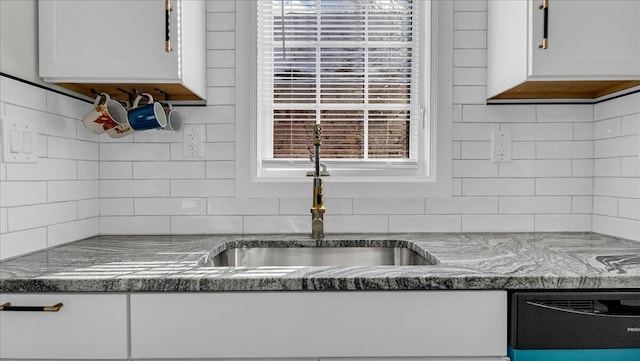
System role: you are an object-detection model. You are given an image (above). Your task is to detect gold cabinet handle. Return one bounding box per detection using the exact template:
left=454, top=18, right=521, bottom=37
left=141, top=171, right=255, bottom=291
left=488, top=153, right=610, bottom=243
left=538, top=0, right=549, bottom=49
left=0, top=302, right=63, bottom=312
left=165, top=0, right=172, bottom=52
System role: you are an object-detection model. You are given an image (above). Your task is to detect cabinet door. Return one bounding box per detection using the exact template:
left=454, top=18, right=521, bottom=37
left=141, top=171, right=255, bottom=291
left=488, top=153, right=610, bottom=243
left=131, top=291, right=507, bottom=359
left=530, top=0, right=640, bottom=78
left=0, top=293, right=128, bottom=359
left=39, top=0, right=179, bottom=81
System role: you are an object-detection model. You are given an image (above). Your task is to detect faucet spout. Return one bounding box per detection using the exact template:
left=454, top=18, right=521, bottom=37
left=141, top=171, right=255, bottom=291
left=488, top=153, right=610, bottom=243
left=310, top=124, right=325, bottom=238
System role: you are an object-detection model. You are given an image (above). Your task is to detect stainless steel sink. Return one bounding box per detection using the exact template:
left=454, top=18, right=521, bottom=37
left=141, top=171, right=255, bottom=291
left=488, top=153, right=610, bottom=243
left=207, top=244, right=435, bottom=267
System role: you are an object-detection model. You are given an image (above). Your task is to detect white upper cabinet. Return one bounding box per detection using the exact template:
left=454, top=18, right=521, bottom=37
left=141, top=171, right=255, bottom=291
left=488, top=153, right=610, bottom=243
left=39, top=0, right=206, bottom=103
left=488, top=0, right=640, bottom=102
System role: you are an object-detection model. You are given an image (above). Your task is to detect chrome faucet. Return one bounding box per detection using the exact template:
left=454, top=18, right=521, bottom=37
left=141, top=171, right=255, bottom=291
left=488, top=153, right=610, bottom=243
left=310, top=124, right=326, bottom=238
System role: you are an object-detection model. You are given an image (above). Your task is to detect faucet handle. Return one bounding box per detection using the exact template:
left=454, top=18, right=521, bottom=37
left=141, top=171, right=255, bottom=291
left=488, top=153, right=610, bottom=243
left=313, top=124, right=321, bottom=145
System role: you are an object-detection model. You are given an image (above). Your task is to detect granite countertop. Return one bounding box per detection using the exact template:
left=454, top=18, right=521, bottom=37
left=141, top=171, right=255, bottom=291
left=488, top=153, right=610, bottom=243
left=1, top=232, right=639, bottom=292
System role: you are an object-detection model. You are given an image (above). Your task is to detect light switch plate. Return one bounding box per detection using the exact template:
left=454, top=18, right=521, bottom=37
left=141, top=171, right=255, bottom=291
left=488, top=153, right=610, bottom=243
left=1, top=116, right=38, bottom=163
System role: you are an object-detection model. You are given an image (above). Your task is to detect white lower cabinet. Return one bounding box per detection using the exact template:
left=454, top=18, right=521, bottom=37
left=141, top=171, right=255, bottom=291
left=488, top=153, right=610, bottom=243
left=130, top=291, right=507, bottom=359
left=0, top=293, right=128, bottom=359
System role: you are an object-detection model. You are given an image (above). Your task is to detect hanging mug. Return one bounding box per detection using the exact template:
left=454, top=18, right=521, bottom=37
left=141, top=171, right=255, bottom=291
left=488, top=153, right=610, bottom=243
left=127, top=93, right=167, bottom=131
left=160, top=102, right=182, bottom=131
left=82, top=93, right=128, bottom=134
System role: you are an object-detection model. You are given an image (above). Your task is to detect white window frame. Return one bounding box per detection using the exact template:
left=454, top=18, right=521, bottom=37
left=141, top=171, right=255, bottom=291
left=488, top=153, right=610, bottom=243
left=236, top=0, right=452, bottom=199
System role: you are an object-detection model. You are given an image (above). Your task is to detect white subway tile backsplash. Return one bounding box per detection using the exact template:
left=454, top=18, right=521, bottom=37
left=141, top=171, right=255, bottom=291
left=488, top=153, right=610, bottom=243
left=462, top=178, right=535, bottom=196
left=46, top=91, right=87, bottom=120
left=1, top=208, right=8, bottom=233
left=100, top=162, right=133, bottom=179
left=594, top=117, right=621, bottom=139
left=572, top=159, right=594, bottom=177
left=594, top=136, right=639, bottom=158
left=453, top=49, right=487, bottom=67
left=178, top=105, right=235, bottom=124
left=498, top=160, right=572, bottom=178
left=462, top=105, right=535, bottom=123
left=573, top=123, right=594, bottom=141
left=135, top=198, right=207, bottom=216
left=0, top=76, right=46, bottom=111
left=207, top=50, right=235, bottom=68
left=536, top=105, right=593, bottom=123
left=206, top=124, right=235, bottom=142
left=100, top=216, right=170, bottom=235
left=78, top=161, right=99, bottom=180
left=620, top=157, right=639, bottom=177
left=512, top=142, right=536, bottom=159
left=453, top=142, right=461, bottom=159
left=48, top=137, right=98, bottom=161
left=207, top=197, right=278, bottom=215
left=462, top=215, right=534, bottom=232
left=501, top=123, right=574, bottom=141
left=100, top=198, right=134, bottom=216
left=100, top=143, right=170, bottom=161
left=47, top=218, right=99, bottom=248
left=207, top=68, right=235, bottom=87
left=324, top=215, right=388, bottom=233
left=8, top=201, right=77, bottom=232
left=536, top=141, right=593, bottom=159
left=454, top=12, right=486, bottom=30
left=207, top=0, right=235, bottom=12
left=205, top=161, right=235, bottom=179
left=453, top=160, right=498, bottom=177
left=453, top=68, right=486, bottom=86
left=535, top=214, right=591, bottom=232
left=0, top=228, right=47, bottom=261
left=207, top=87, right=235, bottom=105
left=453, top=86, right=486, bottom=104
left=454, top=0, right=487, bottom=12
left=499, top=196, right=571, bottom=214
left=594, top=178, right=639, bottom=198
left=170, top=142, right=235, bottom=161
left=619, top=198, right=640, bottom=220
left=132, top=129, right=182, bottom=143
left=594, top=92, right=640, bottom=120
left=133, top=162, right=205, bottom=180
left=206, top=13, right=235, bottom=31
left=353, top=198, right=425, bottom=215
left=453, top=123, right=499, bottom=141
left=594, top=158, right=621, bottom=177
left=78, top=199, right=99, bottom=219
left=593, top=196, right=619, bottom=217
left=48, top=180, right=99, bottom=202
left=572, top=196, right=593, bottom=214
left=426, top=197, right=498, bottom=214
left=171, top=215, right=243, bottom=234
left=0, top=182, right=47, bottom=207
left=100, top=180, right=170, bottom=198
left=5, top=103, right=76, bottom=139
left=6, top=158, right=77, bottom=181
left=170, top=180, right=235, bottom=197
left=389, top=215, right=461, bottom=233
left=621, top=113, right=640, bottom=136
left=207, top=31, right=235, bottom=50
left=536, top=178, right=593, bottom=196
left=453, top=31, right=487, bottom=49
left=244, top=215, right=310, bottom=234
left=593, top=215, right=639, bottom=241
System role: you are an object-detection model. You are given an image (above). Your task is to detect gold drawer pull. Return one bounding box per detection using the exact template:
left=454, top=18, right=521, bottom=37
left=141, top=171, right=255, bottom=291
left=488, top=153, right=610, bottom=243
left=0, top=302, right=63, bottom=312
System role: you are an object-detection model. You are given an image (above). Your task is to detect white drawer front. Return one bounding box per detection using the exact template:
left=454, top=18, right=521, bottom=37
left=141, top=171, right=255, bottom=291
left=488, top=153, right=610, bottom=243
left=131, top=291, right=507, bottom=359
left=0, top=293, right=128, bottom=359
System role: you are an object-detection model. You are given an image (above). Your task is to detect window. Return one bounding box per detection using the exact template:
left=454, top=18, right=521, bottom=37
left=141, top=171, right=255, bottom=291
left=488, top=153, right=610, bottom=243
left=236, top=0, right=453, bottom=198
left=257, top=0, right=425, bottom=176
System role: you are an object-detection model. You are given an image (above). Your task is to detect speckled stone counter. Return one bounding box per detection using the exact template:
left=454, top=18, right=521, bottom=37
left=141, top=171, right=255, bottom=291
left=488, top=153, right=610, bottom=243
left=1, top=233, right=639, bottom=292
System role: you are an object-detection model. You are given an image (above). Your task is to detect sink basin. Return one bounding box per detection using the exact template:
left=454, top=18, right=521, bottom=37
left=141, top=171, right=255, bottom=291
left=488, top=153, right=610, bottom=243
left=207, top=243, right=435, bottom=267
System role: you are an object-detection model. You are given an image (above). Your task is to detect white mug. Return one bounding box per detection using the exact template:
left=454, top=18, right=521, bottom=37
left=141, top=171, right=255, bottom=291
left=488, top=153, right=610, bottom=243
left=82, top=93, right=128, bottom=135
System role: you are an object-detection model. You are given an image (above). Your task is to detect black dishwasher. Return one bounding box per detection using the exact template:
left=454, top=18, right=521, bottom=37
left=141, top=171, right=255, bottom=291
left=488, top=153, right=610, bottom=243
left=508, top=291, right=640, bottom=361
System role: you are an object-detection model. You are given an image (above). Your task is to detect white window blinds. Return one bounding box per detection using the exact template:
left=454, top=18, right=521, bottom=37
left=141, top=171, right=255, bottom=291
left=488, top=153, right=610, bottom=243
left=257, top=0, right=421, bottom=162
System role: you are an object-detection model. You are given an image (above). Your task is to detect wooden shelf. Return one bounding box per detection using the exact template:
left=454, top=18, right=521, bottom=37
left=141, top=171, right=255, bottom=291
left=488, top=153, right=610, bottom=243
left=56, top=82, right=205, bottom=103
left=491, top=80, right=640, bottom=101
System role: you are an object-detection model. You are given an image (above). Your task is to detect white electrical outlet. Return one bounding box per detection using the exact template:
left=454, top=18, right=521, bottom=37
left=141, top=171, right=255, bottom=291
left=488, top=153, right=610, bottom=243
left=183, top=125, right=204, bottom=157
left=491, top=131, right=511, bottom=163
